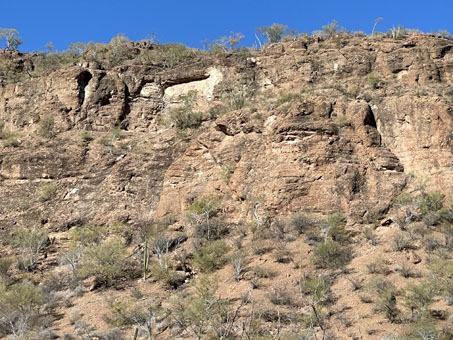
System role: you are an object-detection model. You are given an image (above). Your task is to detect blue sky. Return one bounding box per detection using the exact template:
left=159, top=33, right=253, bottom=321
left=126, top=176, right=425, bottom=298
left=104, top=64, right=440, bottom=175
left=2, top=0, right=453, bottom=52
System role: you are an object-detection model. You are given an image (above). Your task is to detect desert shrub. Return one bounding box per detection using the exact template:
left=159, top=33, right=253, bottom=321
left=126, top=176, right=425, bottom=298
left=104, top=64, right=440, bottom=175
left=272, top=241, right=292, bottom=263
left=188, top=196, right=219, bottom=240
left=10, top=226, right=48, bottom=271
left=193, top=240, right=230, bottom=273
left=250, top=239, right=274, bottom=255
left=423, top=236, right=443, bottom=253
left=404, top=318, right=440, bottom=340
left=397, top=261, right=419, bottom=278
left=327, top=212, right=349, bottom=244
left=312, top=240, right=352, bottom=269
left=298, top=275, right=332, bottom=306
left=80, top=130, right=94, bottom=142
left=0, top=257, right=13, bottom=284
left=252, top=266, right=276, bottom=279
left=404, top=281, right=436, bottom=320
left=366, top=259, right=391, bottom=275
left=363, top=227, right=378, bottom=245
left=149, top=261, right=185, bottom=289
left=168, top=91, right=203, bottom=130
left=256, top=23, right=288, bottom=44
left=369, top=278, right=399, bottom=322
left=267, top=286, right=295, bottom=306
left=37, top=116, right=55, bottom=138
left=226, top=88, right=248, bottom=110
left=336, top=114, right=350, bottom=127
left=221, top=162, right=236, bottom=184
left=367, top=73, right=381, bottom=89
left=193, top=219, right=228, bottom=241
left=77, top=237, right=127, bottom=286
left=419, top=191, right=444, bottom=216
left=38, top=183, right=57, bottom=202
left=392, top=232, right=412, bottom=251
left=428, top=257, right=453, bottom=305
left=322, top=20, right=339, bottom=39
left=230, top=251, right=248, bottom=282
left=169, top=275, right=220, bottom=338
left=275, top=92, right=300, bottom=107
left=0, top=282, right=43, bottom=337
left=109, top=34, right=130, bottom=61
left=159, top=43, right=200, bottom=69
left=289, top=213, right=316, bottom=235
left=70, top=224, right=107, bottom=247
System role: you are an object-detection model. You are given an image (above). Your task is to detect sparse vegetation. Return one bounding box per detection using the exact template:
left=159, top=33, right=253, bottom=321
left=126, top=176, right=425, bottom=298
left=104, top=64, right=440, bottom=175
left=10, top=227, right=48, bottom=271
left=312, top=240, right=352, bottom=270
left=167, top=90, right=203, bottom=130
left=193, top=240, right=230, bottom=273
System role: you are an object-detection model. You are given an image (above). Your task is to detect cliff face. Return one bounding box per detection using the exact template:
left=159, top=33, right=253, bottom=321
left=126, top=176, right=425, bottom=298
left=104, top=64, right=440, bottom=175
left=1, top=35, right=452, bottom=231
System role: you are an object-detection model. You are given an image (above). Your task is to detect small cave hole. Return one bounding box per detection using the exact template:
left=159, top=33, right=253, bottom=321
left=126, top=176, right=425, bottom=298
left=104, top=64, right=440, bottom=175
left=363, top=108, right=377, bottom=128
left=76, top=71, right=93, bottom=106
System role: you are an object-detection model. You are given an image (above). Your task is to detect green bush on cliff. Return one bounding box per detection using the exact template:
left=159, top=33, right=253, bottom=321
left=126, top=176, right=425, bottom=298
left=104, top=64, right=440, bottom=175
left=168, top=91, right=203, bottom=130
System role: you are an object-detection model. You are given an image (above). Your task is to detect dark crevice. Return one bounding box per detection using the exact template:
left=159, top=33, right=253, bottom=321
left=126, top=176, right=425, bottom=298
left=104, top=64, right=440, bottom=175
left=76, top=71, right=93, bottom=106
left=118, top=84, right=130, bottom=130
left=364, top=106, right=377, bottom=128
left=162, top=74, right=210, bottom=90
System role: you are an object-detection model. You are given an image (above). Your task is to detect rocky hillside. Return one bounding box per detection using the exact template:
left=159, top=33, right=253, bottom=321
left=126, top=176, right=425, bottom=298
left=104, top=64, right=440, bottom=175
left=0, top=33, right=452, bottom=340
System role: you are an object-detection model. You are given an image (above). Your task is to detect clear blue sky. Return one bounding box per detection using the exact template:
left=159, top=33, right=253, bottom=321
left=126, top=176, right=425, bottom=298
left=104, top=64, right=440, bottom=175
left=2, top=0, right=453, bottom=52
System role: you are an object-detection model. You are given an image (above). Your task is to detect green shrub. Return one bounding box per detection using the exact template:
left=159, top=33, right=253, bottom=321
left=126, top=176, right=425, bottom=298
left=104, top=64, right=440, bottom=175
left=327, top=212, right=349, bottom=244
left=10, top=227, right=48, bottom=271
left=428, top=257, right=453, bottom=305
left=70, top=224, right=107, bottom=247
left=0, top=282, right=43, bottom=337
left=289, top=213, right=316, bottom=235
left=256, top=23, right=288, bottom=44
left=367, top=73, right=380, bottom=89
left=193, top=240, right=230, bottom=273
left=298, top=275, right=332, bottom=305
left=168, top=91, right=202, bottom=130
left=322, top=20, right=339, bottom=39
left=419, top=191, right=443, bottom=216
left=369, top=278, right=399, bottom=322
left=267, top=286, right=295, bottom=306
left=38, top=183, right=57, bottom=202
left=275, top=92, right=300, bottom=107
left=0, top=257, right=13, bottom=284
left=149, top=261, right=185, bottom=289
left=404, top=281, right=436, bottom=320
left=77, top=237, right=127, bottom=286
left=37, top=116, right=55, bottom=138
left=312, top=240, right=352, bottom=269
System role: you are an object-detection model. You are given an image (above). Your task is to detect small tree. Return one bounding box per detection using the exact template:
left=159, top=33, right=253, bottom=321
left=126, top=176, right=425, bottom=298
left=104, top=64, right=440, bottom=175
left=188, top=196, right=218, bottom=240
left=0, top=282, right=43, bottom=337
left=0, top=28, right=22, bottom=51
left=322, top=20, right=339, bottom=39
left=256, top=23, right=288, bottom=44
left=10, top=227, right=48, bottom=271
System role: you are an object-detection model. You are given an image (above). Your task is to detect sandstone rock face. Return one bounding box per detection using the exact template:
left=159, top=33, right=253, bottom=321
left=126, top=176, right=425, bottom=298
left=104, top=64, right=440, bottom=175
left=0, top=35, right=452, bottom=230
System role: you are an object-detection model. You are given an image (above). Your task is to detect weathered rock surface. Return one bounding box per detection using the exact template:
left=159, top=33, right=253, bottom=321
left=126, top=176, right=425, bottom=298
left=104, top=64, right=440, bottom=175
left=0, top=34, right=452, bottom=231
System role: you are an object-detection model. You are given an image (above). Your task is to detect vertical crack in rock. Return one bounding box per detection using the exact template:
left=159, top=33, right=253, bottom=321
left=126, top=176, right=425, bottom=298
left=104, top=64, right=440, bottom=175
left=118, top=83, right=131, bottom=129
